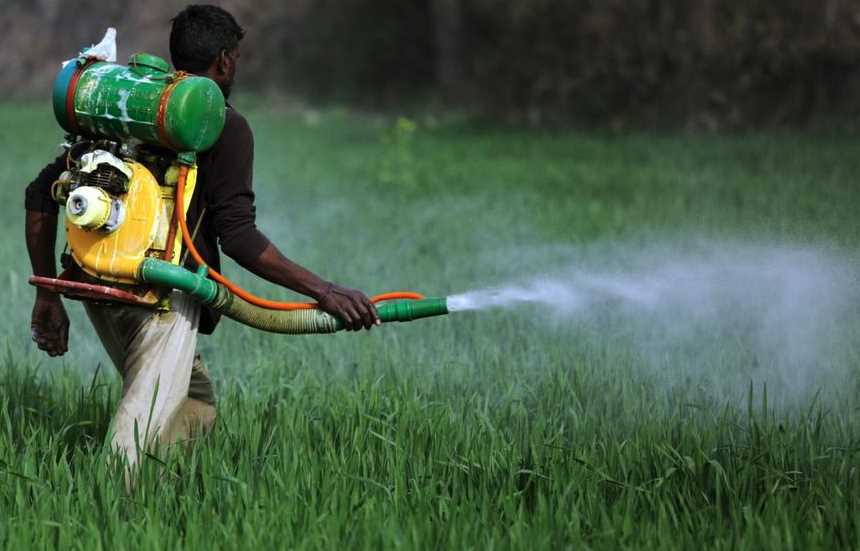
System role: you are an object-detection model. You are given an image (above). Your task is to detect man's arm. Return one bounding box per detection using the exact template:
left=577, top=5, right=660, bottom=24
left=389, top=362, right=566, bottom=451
left=25, top=154, right=70, bottom=357
left=234, top=242, right=381, bottom=331
left=207, top=111, right=379, bottom=331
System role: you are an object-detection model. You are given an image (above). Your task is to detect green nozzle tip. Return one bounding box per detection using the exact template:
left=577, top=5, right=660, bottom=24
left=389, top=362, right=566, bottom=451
left=377, top=297, right=448, bottom=324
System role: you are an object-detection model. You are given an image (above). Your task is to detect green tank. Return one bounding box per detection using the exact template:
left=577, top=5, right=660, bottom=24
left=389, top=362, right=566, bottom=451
left=53, top=53, right=225, bottom=152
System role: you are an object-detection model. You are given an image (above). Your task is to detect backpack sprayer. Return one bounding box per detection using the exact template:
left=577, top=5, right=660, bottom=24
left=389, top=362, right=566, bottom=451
left=29, top=46, right=448, bottom=334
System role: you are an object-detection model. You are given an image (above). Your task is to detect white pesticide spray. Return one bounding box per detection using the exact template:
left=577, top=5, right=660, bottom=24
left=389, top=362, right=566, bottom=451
left=447, top=242, right=860, bottom=406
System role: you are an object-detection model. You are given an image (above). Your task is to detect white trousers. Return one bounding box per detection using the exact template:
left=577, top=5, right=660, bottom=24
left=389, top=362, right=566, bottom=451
left=85, top=293, right=216, bottom=469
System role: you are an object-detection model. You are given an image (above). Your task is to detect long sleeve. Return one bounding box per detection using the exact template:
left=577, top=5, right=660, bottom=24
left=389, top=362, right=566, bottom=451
left=204, top=110, right=271, bottom=266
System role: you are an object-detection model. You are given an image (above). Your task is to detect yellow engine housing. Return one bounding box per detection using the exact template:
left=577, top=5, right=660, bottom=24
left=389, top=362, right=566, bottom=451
left=65, top=161, right=196, bottom=284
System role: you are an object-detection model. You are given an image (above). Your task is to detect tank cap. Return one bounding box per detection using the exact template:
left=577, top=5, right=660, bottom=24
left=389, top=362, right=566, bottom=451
left=128, top=53, right=170, bottom=75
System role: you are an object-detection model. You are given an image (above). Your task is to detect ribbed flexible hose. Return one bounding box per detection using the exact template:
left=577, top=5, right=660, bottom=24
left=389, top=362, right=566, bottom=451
left=137, top=258, right=449, bottom=335
left=210, top=284, right=341, bottom=334
left=175, top=165, right=423, bottom=309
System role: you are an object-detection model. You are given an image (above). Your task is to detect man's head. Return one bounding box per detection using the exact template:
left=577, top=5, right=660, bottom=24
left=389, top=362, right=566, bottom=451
left=170, top=5, right=244, bottom=99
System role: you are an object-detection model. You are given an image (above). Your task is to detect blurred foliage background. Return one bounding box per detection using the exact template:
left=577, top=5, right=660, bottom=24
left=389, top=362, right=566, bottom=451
left=3, top=0, right=860, bottom=129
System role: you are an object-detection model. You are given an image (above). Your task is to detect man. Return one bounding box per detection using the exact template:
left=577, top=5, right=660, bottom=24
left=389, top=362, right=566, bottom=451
left=25, top=5, right=379, bottom=470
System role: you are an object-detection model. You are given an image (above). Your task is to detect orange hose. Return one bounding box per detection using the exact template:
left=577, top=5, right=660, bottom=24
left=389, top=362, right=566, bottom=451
left=175, top=165, right=424, bottom=310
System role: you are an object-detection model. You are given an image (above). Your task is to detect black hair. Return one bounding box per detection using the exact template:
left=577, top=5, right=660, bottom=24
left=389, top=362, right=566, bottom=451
left=170, top=5, right=244, bottom=72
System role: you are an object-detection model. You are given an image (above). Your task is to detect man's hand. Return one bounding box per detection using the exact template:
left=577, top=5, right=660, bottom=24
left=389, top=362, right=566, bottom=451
left=317, top=284, right=380, bottom=331
left=31, top=293, right=69, bottom=357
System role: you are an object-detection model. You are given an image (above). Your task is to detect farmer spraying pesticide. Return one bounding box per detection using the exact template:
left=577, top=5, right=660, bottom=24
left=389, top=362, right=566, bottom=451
left=24, top=5, right=447, bottom=476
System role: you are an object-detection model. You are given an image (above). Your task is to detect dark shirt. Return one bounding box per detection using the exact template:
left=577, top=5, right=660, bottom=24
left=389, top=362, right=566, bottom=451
left=24, top=106, right=270, bottom=334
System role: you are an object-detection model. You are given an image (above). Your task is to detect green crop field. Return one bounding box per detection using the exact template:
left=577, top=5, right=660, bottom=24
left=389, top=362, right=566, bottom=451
left=1, top=100, right=860, bottom=549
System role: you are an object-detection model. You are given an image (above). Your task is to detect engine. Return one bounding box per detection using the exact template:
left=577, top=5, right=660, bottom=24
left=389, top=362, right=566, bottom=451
left=53, top=142, right=133, bottom=232
left=50, top=138, right=190, bottom=287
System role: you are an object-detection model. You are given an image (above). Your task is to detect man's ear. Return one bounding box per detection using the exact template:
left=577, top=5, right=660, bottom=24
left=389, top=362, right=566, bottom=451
left=216, top=49, right=231, bottom=77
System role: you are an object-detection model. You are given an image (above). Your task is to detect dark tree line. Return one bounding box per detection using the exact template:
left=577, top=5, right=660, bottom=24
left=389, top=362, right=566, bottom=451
left=5, top=0, right=860, bottom=128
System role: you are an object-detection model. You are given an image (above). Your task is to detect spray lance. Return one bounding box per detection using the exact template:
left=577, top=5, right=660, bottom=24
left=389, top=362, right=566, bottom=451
left=30, top=39, right=448, bottom=333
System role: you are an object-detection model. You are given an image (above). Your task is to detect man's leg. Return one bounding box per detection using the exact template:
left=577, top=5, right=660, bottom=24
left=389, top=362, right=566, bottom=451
left=85, top=292, right=201, bottom=469
left=163, top=354, right=217, bottom=443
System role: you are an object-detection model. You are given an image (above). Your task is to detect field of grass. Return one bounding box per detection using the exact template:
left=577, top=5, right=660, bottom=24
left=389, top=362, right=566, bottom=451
left=1, top=100, right=860, bottom=549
